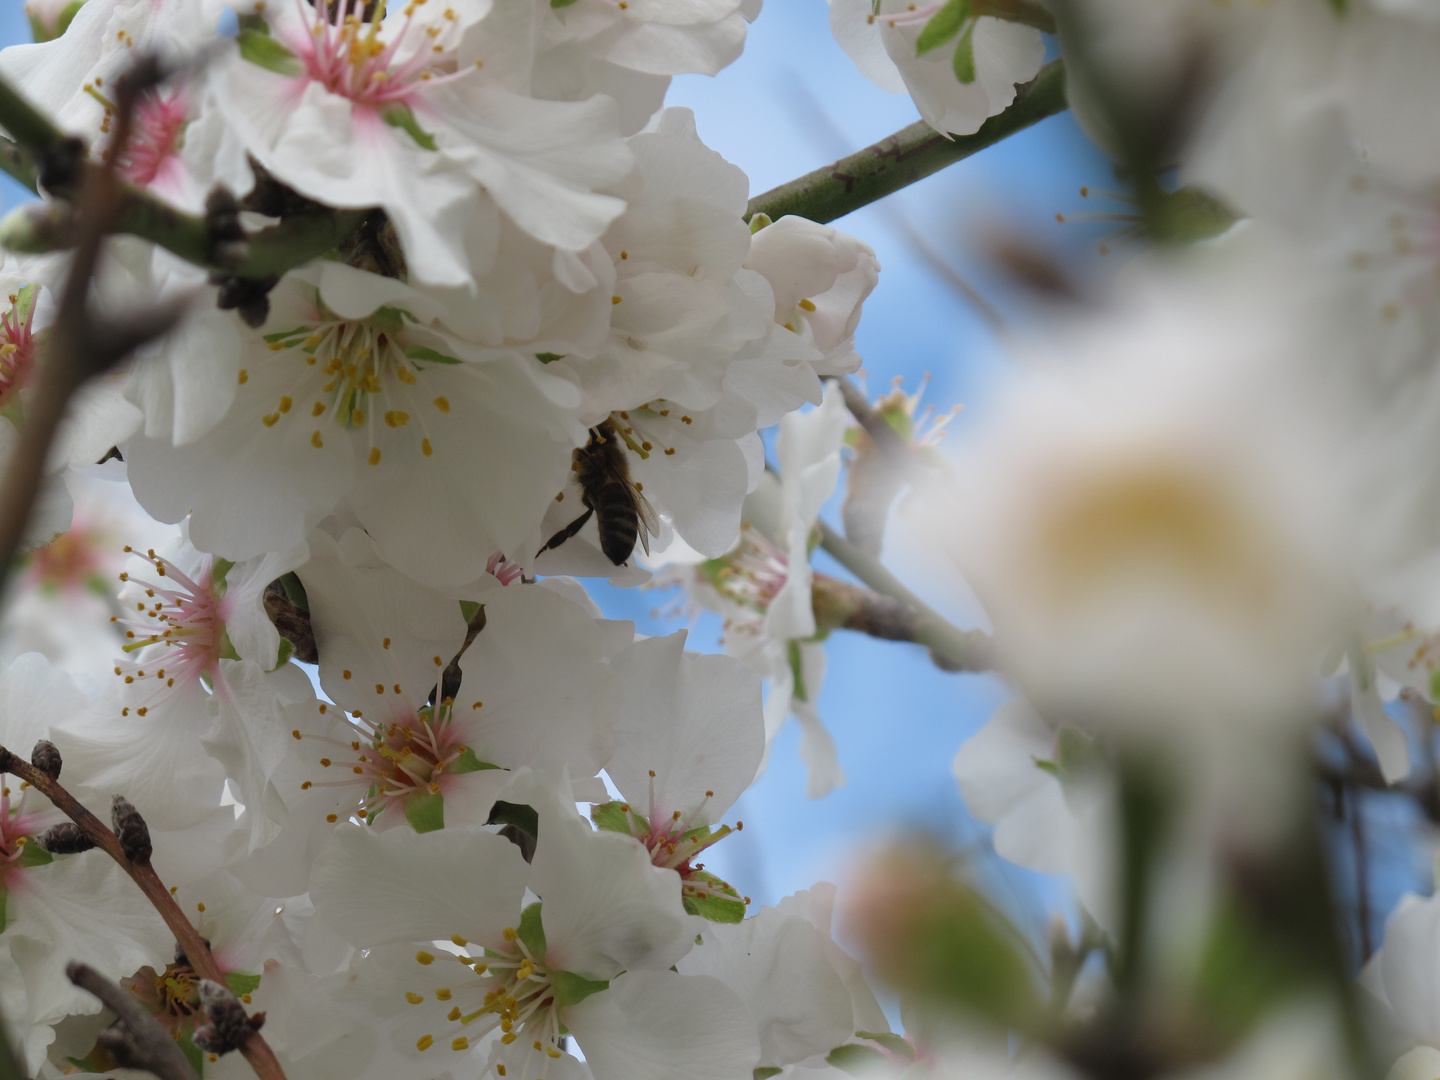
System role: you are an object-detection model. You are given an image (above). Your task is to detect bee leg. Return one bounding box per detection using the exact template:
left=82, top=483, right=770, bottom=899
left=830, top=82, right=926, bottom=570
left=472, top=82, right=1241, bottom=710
left=536, top=507, right=595, bottom=558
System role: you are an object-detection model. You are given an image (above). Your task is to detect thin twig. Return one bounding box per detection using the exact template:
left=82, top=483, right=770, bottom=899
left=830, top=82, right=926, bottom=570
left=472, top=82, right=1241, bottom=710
left=746, top=60, right=1067, bottom=225
left=0, top=747, right=288, bottom=1080
left=816, top=520, right=994, bottom=673
left=67, top=963, right=199, bottom=1080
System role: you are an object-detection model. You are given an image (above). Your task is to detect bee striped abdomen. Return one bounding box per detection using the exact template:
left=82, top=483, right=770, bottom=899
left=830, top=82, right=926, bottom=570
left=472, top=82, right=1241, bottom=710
left=588, top=478, right=641, bottom=565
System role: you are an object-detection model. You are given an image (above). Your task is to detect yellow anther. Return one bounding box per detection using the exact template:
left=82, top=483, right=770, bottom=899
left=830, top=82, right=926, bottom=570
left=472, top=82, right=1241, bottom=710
left=435, top=988, right=453, bottom=1000
left=311, top=431, right=324, bottom=448
left=312, top=401, right=326, bottom=416
left=278, top=396, right=293, bottom=413
left=422, top=438, right=434, bottom=457
left=417, top=1035, right=434, bottom=1051
left=238, top=369, right=249, bottom=384
left=611, top=295, right=622, bottom=305
left=502, top=927, right=518, bottom=942
left=262, top=413, right=280, bottom=427
left=406, top=992, right=424, bottom=1004
left=416, top=951, right=436, bottom=965
left=434, top=396, right=450, bottom=412
left=451, top=1038, right=469, bottom=1052
left=798, top=298, right=817, bottom=312
left=385, top=410, right=410, bottom=427
left=501, top=1033, right=517, bottom=1045
left=369, top=447, right=382, bottom=466
left=448, top=1005, right=463, bottom=1021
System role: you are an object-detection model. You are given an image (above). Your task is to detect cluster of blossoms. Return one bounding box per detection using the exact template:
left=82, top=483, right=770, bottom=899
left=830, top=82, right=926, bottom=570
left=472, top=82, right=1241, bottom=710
left=10, top=0, right=1440, bottom=1077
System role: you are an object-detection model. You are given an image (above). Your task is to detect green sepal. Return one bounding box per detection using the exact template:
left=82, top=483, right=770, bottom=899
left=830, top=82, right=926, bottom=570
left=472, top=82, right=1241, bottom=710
left=550, top=0, right=581, bottom=7
left=535, top=352, right=565, bottom=364
left=489, top=800, right=538, bottom=840
left=17, top=843, right=53, bottom=869
left=550, top=969, right=609, bottom=1008
left=856, top=1032, right=914, bottom=1059
left=788, top=640, right=808, bottom=704
left=225, top=972, right=262, bottom=998
left=827, top=1044, right=889, bottom=1076
left=916, top=0, right=969, bottom=54
left=404, top=791, right=446, bottom=833
left=591, top=801, right=640, bottom=834
left=755, top=1069, right=783, bottom=1080
left=749, top=213, right=773, bottom=234
left=449, top=747, right=500, bottom=774
left=12, top=283, right=39, bottom=327
left=29, top=1, right=84, bottom=42
left=274, top=636, right=295, bottom=669
left=952, top=21, right=977, bottom=84
left=517, top=901, right=547, bottom=957
left=238, top=30, right=303, bottom=76
left=263, top=325, right=311, bottom=344
left=278, top=571, right=310, bottom=611
left=405, top=345, right=463, bottom=365
left=177, top=1029, right=204, bottom=1077
left=459, top=600, right=481, bottom=623
left=369, top=306, right=408, bottom=334
left=382, top=104, right=439, bottom=151
left=683, top=872, right=746, bottom=923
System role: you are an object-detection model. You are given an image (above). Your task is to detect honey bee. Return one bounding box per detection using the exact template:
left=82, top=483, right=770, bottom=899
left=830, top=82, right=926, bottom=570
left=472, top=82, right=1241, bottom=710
left=539, top=419, right=659, bottom=566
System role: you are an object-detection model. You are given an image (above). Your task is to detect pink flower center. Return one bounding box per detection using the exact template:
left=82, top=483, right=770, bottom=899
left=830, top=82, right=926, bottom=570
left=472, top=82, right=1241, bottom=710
left=0, top=778, right=43, bottom=885
left=118, top=89, right=189, bottom=188
left=0, top=289, right=38, bottom=410
left=712, top=525, right=790, bottom=613
left=29, top=525, right=104, bottom=592
left=486, top=551, right=525, bottom=587
left=615, top=774, right=746, bottom=909
left=283, top=0, right=465, bottom=113
left=113, top=550, right=228, bottom=704
left=297, top=698, right=474, bottom=822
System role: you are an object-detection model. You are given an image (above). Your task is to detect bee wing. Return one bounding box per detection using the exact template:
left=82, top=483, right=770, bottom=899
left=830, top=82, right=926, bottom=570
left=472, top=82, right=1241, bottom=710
left=634, top=486, right=660, bottom=556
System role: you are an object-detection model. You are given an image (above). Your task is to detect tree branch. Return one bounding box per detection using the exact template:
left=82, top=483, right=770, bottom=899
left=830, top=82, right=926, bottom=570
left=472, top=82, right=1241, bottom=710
left=0, top=746, right=288, bottom=1080
left=67, top=963, right=199, bottom=1080
left=816, top=520, right=994, bottom=673
left=746, top=59, right=1067, bottom=225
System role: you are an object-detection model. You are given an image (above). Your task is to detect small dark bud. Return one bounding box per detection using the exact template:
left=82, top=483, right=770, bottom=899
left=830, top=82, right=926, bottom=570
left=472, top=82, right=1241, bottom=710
left=213, top=274, right=277, bottom=328
left=111, top=795, right=152, bottom=863
left=192, top=980, right=259, bottom=1055
left=38, top=822, right=96, bottom=854
left=204, top=186, right=249, bottom=270
left=37, top=136, right=86, bottom=197
left=0, top=746, right=13, bottom=774
left=30, top=739, right=61, bottom=781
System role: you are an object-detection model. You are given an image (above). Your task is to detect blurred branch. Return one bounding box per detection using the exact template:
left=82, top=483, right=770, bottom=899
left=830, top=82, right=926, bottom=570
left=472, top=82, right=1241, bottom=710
left=746, top=59, right=1067, bottom=225
left=67, top=963, right=199, bottom=1080
left=0, top=71, right=369, bottom=283
left=0, top=58, right=182, bottom=596
left=0, top=745, right=288, bottom=1080
left=817, top=520, right=994, bottom=673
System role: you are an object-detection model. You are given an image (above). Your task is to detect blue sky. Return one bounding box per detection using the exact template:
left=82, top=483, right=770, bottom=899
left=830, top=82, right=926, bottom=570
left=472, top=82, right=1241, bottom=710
left=0, top=1, right=1119, bottom=942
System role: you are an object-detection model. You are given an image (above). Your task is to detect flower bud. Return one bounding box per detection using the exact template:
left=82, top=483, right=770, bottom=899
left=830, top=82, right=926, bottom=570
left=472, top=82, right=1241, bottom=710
left=25, top=0, right=86, bottom=43
left=111, top=795, right=152, bottom=863
left=193, top=979, right=264, bottom=1055
left=0, top=202, right=76, bottom=254
left=30, top=739, right=61, bottom=781
left=38, top=822, right=95, bottom=854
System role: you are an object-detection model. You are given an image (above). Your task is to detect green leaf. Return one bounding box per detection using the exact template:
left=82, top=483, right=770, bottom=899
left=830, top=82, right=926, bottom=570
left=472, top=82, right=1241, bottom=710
left=405, top=345, right=463, bottom=365
left=550, top=969, right=608, bottom=1007
left=755, top=1070, right=783, bottom=1080
left=535, top=352, right=565, bottom=364
left=382, top=104, right=439, bottom=151
left=682, top=871, right=746, bottom=923
left=278, top=571, right=310, bottom=611
left=238, top=29, right=303, bottom=76
left=488, top=800, right=538, bottom=840
left=225, top=972, right=262, bottom=998
left=404, top=791, right=446, bottom=833
left=274, top=636, right=295, bottom=669
left=551, top=0, right=581, bottom=7
left=449, top=747, right=500, bottom=774
left=591, top=801, right=639, bottom=834
left=18, top=843, right=52, bottom=869
left=517, top=901, right=547, bottom=957
left=237, top=13, right=271, bottom=34
left=916, top=0, right=969, bottom=54
left=952, top=21, right=976, bottom=83
left=459, top=600, right=481, bottom=623
left=856, top=1032, right=914, bottom=1059
left=827, top=1044, right=889, bottom=1076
